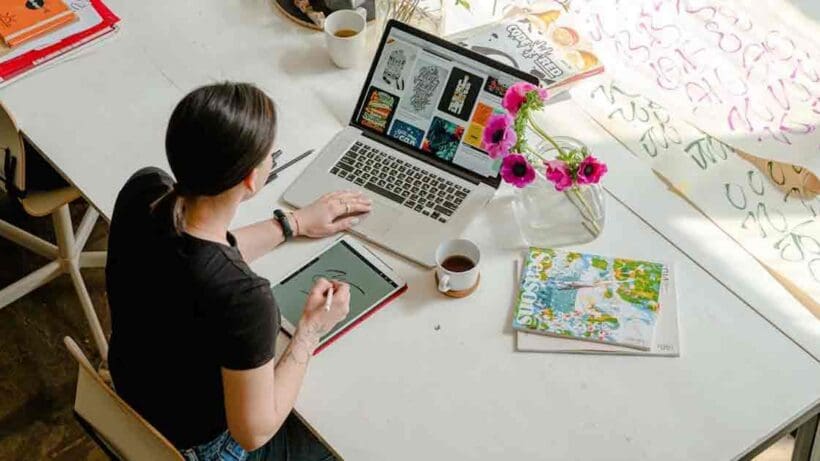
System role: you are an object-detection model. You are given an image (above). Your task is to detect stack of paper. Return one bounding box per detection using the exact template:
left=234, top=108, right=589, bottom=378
left=513, top=248, right=680, bottom=356
left=0, top=0, right=119, bottom=86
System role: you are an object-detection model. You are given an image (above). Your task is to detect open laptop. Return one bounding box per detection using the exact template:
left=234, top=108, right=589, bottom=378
left=284, top=20, right=538, bottom=267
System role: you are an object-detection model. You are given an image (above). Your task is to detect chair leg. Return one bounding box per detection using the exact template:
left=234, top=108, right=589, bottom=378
left=0, top=218, right=59, bottom=259
left=0, top=261, right=64, bottom=310
left=53, top=204, right=109, bottom=360
left=793, top=413, right=820, bottom=461
left=68, top=261, right=108, bottom=360
left=73, top=205, right=107, bottom=270
left=53, top=205, right=76, bottom=258
left=79, top=251, right=107, bottom=269
left=74, top=206, right=99, bottom=255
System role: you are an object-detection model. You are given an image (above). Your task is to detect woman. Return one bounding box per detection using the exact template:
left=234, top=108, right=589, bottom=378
left=106, top=82, right=371, bottom=460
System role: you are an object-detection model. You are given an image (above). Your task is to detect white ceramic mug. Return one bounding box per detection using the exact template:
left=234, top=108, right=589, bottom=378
left=324, top=8, right=367, bottom=69
left=435, top=239, right=481, bottom=294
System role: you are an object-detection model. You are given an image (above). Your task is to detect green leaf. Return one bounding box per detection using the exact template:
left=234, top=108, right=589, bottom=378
left=455, top=0, right=471, bottom=10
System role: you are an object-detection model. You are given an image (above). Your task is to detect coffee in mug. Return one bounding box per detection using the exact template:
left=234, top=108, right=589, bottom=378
left=435, top=239, right=481, bottom=297
left=441, top=255, right=475, bottom=273
left=334, top=28, right=359, bottom=38
left=324, top=9, right=367, bottom=69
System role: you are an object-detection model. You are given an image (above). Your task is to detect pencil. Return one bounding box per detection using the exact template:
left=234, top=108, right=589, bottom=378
left=324, top=286, right=334, bottom=312
left=266, top=149, right=316, bottom=184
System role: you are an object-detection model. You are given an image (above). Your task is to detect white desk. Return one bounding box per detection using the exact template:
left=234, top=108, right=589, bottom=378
left=2, top=1, right=819, bottom=459
left=443, top=0, right=820, bottom=363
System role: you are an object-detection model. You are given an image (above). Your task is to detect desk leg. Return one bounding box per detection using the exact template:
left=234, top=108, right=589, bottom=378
left=792, top=413, right=820, bottom=461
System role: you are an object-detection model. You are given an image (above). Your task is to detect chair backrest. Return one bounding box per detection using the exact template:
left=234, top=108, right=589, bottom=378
left=0, top=100, right=25, bottom=195
left=63, top=336, right=184, bottom=461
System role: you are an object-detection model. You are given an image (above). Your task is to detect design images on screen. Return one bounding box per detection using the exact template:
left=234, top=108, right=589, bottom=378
left=438, top=67, right=483, bottom=121
left=382, top=48, right=407, bottom=91
left=410, top=64, right=442, bottom=113
left=422, top=116, right=464, bottom=161
left=449, top=76, right=471, bottom=114
left=359, top=86, right=399, bottom=133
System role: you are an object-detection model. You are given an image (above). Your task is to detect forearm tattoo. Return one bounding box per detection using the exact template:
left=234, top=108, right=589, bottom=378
left=282, top=323, right=326, bottom=366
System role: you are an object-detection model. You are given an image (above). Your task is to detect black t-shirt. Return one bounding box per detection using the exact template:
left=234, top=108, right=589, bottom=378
left=106, top=167, right=280, bottom=449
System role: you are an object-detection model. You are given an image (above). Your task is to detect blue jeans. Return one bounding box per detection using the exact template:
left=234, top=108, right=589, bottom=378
left=181, top=414, right=336, bottom=461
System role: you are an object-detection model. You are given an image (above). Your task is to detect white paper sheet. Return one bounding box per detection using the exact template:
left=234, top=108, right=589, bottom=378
left=573, top=0, right=820, bottom=174
left=572, top=76, right=820, bottom=317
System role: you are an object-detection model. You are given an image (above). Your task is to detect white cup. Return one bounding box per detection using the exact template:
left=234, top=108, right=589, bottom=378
left=324, top=8, right=367, bottom=69
left=435, top=239, right=481, bottom=294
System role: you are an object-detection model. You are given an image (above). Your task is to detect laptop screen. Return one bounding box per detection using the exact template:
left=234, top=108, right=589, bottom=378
left=350, top=21, right=538, bottom=187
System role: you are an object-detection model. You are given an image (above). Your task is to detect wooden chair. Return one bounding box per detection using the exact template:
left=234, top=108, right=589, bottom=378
left=0, top=102, right=108, bottom=359
left=64, top=336, right=184, bottom=461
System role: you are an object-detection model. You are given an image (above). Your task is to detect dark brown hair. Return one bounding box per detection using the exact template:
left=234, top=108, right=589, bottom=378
left=153, top=82, right=277, bottom=233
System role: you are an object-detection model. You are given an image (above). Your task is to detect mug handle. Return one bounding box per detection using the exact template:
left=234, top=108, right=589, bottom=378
left=355, top=6, right=367, bottom=19
left=437, top=273, right=450, bottom=293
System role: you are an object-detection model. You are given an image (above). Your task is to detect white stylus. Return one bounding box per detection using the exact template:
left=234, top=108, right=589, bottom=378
left=324, top=286, right=334, bottom=312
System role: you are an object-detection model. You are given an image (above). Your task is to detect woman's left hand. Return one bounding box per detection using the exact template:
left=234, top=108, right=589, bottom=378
left=291, top=190, right=372, bottom=238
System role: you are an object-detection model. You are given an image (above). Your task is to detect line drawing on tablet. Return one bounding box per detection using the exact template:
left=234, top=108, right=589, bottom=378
left=298, top=269, right=366, bottom=296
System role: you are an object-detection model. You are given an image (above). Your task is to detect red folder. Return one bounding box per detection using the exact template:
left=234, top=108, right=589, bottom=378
left=314, top=283, right=409, bottom=355
left=0, top=0, right=119, bottom=83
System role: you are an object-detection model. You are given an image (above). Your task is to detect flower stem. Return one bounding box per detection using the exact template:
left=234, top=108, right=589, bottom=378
left=568, top=186, right=601, bottom=236
left=528, top=117, right=567, bottom=157
left=524, top=146, right=551, bottom=165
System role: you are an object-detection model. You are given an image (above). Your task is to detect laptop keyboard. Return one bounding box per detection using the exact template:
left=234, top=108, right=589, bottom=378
left=330, top=141, right=470, bottom=223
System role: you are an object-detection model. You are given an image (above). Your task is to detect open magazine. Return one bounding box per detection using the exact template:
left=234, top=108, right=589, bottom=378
left=512, top=248, right=672, bottom=351
left=446, top=2, right=602, bottom=91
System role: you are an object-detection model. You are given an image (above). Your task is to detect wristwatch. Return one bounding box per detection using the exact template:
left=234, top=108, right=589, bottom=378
left=273, top=209, right=293, bottom=241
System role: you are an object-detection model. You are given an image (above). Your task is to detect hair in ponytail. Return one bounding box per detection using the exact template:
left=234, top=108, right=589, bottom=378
left=153, top=82, right=277, bottom=235
left=150, top=185, right=187, bottom=235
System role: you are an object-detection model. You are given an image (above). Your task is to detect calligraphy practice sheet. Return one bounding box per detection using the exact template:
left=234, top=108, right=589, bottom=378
left=575, top=0, right=820, bottom=174
left=572, top=77, right=820, bottom=317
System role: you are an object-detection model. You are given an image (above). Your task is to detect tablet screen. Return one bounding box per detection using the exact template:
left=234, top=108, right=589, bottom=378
left=272, top=240, right=400, bottom=341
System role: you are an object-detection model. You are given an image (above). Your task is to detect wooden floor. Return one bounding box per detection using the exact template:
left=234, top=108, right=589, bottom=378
left=0, top=196, right=108, bottom=460
left=0, top=194, right=795, bottom=460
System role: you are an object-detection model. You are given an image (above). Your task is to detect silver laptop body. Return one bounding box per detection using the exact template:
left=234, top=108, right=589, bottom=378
left=284, top=20, right=538, bottom=267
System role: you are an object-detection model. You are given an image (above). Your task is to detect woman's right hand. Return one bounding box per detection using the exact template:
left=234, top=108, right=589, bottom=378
left=297, top=278, right=350, bottom=344
left=291, top=191, right=372, bottom=238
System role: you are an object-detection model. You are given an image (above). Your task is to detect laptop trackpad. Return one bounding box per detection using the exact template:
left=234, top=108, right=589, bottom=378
left=354, top=201, right=398, bottom=236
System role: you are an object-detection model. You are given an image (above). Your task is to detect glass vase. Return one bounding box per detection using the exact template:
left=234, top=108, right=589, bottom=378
left=512, top=136, right=606, bottom=247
